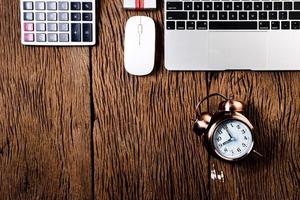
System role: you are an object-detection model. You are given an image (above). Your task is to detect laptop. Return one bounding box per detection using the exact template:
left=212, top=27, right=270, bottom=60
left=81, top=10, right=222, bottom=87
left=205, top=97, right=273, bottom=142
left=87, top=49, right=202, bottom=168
left=165, top=0, right=300, bottom=71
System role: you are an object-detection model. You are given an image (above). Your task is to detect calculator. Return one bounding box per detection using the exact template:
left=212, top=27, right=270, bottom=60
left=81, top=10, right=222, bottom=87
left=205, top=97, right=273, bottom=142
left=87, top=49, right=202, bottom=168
left=20, top=0, right=96, bottom=46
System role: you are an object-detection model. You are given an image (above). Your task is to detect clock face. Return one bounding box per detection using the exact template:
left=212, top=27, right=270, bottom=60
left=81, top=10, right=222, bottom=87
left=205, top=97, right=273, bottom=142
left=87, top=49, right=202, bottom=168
left=212, top=119, right=253, bottom=160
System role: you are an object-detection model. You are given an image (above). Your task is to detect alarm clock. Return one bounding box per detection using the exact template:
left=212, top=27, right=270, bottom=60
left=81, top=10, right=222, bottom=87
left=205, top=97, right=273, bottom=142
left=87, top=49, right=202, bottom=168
left=193, top=93, right=256, bottom=162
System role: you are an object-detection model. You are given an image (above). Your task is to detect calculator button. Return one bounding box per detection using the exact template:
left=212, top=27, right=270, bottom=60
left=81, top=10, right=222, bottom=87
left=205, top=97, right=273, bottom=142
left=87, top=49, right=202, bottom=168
left=36, top=33, right=46, bottom=42
left=59, top=23, right=69, bottom=31
left=71, top=23, right=81, bottom=42
left=58, top=2, right=69, bottom=10
left=47, top=23, right=58, bottom=31
left=47, top=13, right=57, bottom=21
left=36, top=13, right=46, bottom=21
left=48, top=33, right=58, bottom=42
left=24, top=12, right=34, bottom=21
left=71, top=2, right=81, bottom=10
left=24, top=33, right=34, bottom=42
left=82, top=2, right=93, bottom=10
left=24, top=23, right=34, bottom=31
left=59, top=33, right=69, bottom=42
left=83, top=13, right=92, bottom=21
left=47, top=2, right=57, bottom=10
left=36, top=23, right=46, bottom=31
left=35, top=1, right=45, bottom=10
left=71, top=13, right=81, bottom=21
left=23, top=2, right=33, bottom=10
left=83, top=23, right=92, bottom=42
left=59, top=12, right=69, bottom=21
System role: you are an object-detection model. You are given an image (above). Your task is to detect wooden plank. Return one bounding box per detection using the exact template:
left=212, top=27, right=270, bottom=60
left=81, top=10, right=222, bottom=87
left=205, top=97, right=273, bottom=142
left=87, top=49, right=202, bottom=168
left=0, top=0, right=93, bottom=199
left=208, top=72, right=300, bottom=199
left=92, top=1, right=209, bottom=199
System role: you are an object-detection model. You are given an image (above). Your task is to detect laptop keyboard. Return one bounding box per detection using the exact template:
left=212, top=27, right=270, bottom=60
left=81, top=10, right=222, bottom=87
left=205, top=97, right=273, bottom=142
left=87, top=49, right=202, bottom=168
left=166, top=0, right=300, bottom=30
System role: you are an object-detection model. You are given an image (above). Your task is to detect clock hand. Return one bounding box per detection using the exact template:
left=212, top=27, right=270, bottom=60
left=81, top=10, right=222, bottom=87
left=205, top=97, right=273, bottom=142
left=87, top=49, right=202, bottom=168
left=224, top=125, right=234, bottom=139
left=222, top=138, right=235, bottom=146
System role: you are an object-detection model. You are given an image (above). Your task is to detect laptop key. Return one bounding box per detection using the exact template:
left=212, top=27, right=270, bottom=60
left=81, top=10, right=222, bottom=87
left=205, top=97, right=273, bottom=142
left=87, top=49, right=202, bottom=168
left=292, top=21, right=300, bottom=29
left=269, top=12, right=277, bottom=20
left=244, top=2, right=252, bottom=10
left=199, top=12, right=208, bottom=20
left=239, top=12, right=247, bottom=20
left=249, top=12, right=257, bottom=20
left=229, top=12, right=238, bottom=20
left=167, top=2, right=183, bottom=10
left=204, top=2, right=212, bottom=10
left=224, top=2, right=232, bottom=10
left=194, top=2, right=202, bottom=10
left=281, top=21, right=290, bottom=29
left=254, top=2, right=262, bottom=10
left=209, top=12, right=218, bottom=20
left=271, top=21, right=280, bottom=30
left=284, top=2, right=292, bottom=10
left=234, top=2, right=242, bottom=10
left=167, top=12, right=188, bottom=20
left=197, top=21, right=207, bottom=30
left=259, top=12, right=267, bottom=20
left=259, top=21, right=270, bottom=30
left=219, top=12, right=227, bottom=20
left=280, top=11, right=288, bottom=20
left=289, top=12, right=300, bottom=19
left=295, top=2, right=300, bottom=10
left=264, top=2, right=272, bottom=10
left=167, top=21, right=175, bottom=30
left=184, top=2, right=193, bottom=10
left=187, top=21, right=195, bottom=30
left=214, top=2, right=222, bottom=11
left=274, top=2, right=283, bottom=10
left=176, top=21, right=185, bottom=30
left=189, top=12, right=198, bottom=20
left=209, top=21, right=257, bottom=30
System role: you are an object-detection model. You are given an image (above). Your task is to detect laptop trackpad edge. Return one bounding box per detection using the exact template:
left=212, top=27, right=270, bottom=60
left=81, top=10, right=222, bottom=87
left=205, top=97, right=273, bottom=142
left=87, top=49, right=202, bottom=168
left=208, top=32, right=268, bottom=70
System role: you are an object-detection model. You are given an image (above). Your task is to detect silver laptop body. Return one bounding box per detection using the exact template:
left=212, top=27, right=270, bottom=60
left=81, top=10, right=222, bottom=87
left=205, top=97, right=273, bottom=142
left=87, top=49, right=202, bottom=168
left=165, top=0, right=300, bottom=71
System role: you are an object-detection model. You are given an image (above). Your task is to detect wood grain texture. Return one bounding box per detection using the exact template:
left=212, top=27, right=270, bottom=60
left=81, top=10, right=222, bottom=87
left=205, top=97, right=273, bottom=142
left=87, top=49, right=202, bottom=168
left=1, top=0, right=300, bottom=200
left=0, top=0, right=93, bottom=199
left=92, top=1, right=209, bottom=199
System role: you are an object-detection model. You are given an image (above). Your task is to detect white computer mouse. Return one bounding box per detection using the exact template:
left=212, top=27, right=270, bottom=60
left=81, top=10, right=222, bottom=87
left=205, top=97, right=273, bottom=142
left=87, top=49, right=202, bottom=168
left=124, top=16, right=156, bottom=76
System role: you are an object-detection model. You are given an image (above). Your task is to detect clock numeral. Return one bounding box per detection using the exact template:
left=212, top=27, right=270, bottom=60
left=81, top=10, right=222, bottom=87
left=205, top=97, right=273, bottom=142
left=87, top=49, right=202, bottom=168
left=244, top=136, right=248, bottom=140
left=217, top=136, right=222, bottom=142
left=231, top=150, right=234, bottom=154
left=242, top=143, right=247, bottom=147
left=230, top=123, right=234, bottom=127
left=218, top=143, right=223, bottom=147
left=224, top=148, right=228, bottom=152
left=217, top=130, right=223, bottom=135
left=237, top=148, right=241, bottom=152
left=242, top=129, right=246, bottom=134
left=237, top=125, right=241, bottom=129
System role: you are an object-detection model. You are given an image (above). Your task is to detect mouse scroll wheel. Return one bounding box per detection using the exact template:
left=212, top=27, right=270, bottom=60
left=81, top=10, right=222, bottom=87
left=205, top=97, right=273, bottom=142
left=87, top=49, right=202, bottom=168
left=138, top=24, right=143, bottom=35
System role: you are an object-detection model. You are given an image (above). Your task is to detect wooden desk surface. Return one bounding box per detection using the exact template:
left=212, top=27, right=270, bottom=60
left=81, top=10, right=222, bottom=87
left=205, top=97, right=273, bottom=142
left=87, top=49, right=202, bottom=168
left=0, top=1, right=299, bottom=199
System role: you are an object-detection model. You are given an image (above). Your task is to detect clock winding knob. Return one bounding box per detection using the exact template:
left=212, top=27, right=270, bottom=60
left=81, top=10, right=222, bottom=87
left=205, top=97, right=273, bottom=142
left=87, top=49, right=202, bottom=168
left=219, top=100, right=244, bottom=112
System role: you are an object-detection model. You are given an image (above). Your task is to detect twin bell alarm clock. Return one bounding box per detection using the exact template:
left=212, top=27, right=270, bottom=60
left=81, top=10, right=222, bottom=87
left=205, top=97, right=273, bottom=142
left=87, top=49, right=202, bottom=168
left=193, top=93, right=259, bottom=162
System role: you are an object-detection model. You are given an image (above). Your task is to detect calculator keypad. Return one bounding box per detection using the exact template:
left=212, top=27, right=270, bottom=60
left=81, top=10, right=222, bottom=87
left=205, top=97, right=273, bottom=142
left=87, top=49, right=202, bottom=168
left=21, top=0, right=96, bottom=46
